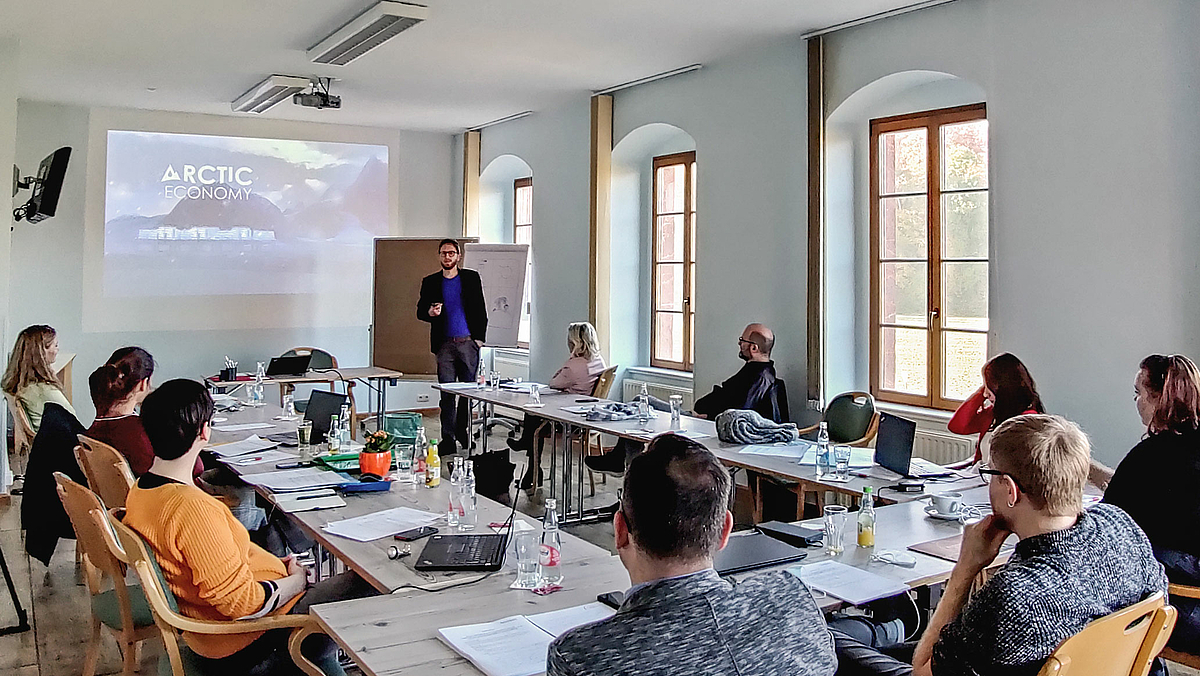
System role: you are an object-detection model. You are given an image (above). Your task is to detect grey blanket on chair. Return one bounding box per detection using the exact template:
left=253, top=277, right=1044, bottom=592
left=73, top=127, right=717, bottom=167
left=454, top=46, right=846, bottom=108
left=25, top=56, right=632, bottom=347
left=715, top=409, right=799, bottom=445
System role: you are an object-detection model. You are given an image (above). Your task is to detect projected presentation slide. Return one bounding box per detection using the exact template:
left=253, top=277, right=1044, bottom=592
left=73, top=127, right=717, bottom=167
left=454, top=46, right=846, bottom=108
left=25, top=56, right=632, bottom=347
left=104, top=130, right=388, bottom=298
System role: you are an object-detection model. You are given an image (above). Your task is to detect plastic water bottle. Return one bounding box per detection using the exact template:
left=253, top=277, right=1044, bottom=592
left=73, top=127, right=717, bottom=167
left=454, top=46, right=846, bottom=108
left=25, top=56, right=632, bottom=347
left=411, top=428, right=428, bottom=485
left=447, top=457, right=461, bottom=529
left=251, top=362, right=266, bottom=405
left=460, top=460, right=477, bottom=531
left=327, top=415, right=342, bottom=453
left=815, top=421, right=831, bottom=478
left=339, top=404, right=352, bottom=448
left=637, top=382, right=651, bottom=423
left=538, top=498, right=564, bottom=585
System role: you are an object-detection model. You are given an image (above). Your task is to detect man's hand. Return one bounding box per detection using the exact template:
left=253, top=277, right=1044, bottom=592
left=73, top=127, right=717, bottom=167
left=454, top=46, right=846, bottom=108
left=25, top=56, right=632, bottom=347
left=429, top=303, right=443, bottom=317
left=694, top=413, right=708, bottom=420
left=956, top=514, right=1010, bottom=575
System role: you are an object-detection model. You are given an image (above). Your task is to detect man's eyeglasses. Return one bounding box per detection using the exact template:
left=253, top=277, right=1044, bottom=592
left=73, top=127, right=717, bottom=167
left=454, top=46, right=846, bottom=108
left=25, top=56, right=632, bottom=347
left=978, top=463, right=1024, bottom=492
left=737, top=338, right=755, bottom=347
left=439, top=250, right=459, bottom=257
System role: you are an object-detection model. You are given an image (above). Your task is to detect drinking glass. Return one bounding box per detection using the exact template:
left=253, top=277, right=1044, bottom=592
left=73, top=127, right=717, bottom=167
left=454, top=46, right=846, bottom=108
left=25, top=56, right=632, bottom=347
left=282, top=393, right=297, bottom=419
left=512, top=529, right=542, bottom=589
left=297, top=420, right=313, bottom=461
left=833, top=446, right=851, bottom=482
left=669, top=394, right=684, bottom=428
left=393, top=440, right=415, bottom=482
left=527, top=387, right=542, bottom=406
left=823, top=505, right=848, bottom=555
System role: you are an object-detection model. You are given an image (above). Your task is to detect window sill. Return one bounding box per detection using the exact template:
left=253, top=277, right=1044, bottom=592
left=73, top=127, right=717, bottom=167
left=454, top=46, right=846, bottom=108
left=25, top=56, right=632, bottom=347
left=875, top=401, right=954, bottom=430
left=625, top=366, right=694, bottom=386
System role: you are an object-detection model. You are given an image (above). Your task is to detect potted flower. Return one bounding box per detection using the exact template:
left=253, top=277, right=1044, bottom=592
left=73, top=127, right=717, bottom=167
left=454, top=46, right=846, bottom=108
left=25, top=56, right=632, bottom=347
left=359, top=430, right=393, bottom=477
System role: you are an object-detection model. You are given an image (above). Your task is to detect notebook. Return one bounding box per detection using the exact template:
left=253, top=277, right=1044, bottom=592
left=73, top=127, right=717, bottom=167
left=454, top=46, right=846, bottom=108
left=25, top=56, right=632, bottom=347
left=438, top=603, right=615, bottom=676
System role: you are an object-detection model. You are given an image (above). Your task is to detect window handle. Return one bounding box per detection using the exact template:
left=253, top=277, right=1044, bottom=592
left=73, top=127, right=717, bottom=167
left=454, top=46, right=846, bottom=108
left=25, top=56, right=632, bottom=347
left=683, top=297, right=691, bottom=305
left=929, top=308, right=940, bottom=325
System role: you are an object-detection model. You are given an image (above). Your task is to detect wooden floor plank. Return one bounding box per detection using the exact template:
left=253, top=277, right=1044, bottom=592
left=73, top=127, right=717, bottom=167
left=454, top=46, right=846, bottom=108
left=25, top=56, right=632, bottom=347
left=0, top=528, right=37, bottom=673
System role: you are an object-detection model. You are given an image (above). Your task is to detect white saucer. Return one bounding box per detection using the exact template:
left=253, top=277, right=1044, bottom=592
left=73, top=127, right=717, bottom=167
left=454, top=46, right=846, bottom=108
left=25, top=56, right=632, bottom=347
left=924, top=505, right=962, bottom=521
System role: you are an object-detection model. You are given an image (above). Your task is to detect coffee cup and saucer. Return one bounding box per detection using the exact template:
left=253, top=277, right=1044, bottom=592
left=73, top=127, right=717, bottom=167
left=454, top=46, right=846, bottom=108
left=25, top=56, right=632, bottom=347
left=924, top=492, right=964, bottom=521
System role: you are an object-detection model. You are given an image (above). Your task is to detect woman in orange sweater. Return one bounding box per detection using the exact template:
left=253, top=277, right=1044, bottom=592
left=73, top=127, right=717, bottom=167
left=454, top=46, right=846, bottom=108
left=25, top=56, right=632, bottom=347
left=123, top=379, right=373, bottom=674
left=948, top=353, right=1045, bottom=466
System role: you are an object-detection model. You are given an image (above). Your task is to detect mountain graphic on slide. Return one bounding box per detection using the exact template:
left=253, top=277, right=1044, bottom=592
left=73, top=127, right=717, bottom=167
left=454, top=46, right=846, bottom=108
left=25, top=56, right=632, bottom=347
left=162, top=185, right=287, bottom=231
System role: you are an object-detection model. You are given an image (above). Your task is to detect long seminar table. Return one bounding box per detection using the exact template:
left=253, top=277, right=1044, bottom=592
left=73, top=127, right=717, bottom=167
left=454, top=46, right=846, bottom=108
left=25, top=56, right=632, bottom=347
left=208, top=399, right=611, bottom=593
left=434, top=382, right=986, bottom=523
left=209, top=365, right=405, bottom=428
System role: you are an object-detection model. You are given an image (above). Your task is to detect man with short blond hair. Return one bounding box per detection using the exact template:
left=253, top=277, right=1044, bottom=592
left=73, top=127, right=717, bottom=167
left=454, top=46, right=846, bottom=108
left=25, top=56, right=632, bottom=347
left=834, top=414, right=1167, bottom=676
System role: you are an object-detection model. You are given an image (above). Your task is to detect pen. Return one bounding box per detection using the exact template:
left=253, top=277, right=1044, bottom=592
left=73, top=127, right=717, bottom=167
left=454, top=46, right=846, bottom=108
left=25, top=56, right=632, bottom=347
left=294, top=493, right=333, bottom=501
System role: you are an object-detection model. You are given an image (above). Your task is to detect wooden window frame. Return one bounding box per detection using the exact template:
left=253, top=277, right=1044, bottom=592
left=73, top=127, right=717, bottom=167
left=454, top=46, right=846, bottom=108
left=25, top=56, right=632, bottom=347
left=869, top=103, right=987, bottom=410
left=650, top=151, right=696, bottom=372
left=514, top=177, right=533, bottom=349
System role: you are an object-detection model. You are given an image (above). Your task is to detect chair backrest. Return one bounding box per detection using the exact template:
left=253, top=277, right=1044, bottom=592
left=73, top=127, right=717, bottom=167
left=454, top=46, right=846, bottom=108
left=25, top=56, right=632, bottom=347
left=54, top=473, right=127, bottom=600
left=5, top=392, right=35, bottom=455
left=1035, top=592, right=1176, bottom=676
left=282, top=347, right=337, bottom=370
left=77, top=435, right=137, bottom=509
left=824, top=391, right=878, bottom=444
left=592, top=366, right=619, bottom=399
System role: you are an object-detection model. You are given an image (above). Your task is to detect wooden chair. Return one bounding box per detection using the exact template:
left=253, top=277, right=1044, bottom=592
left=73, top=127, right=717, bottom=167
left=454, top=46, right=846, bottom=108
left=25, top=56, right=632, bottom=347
left=581, top=367, right=620, bottom=495
left=76, top=435, right=137, bottom=509
left=281, top=347, right=357, bottom=439
left=54, top=473, right=157, bottom=676
left=1034, top=591, right=1175, bottom=676
left=1159, top=583, right=1200, bottom=669
left=797, top=391, right=880, bottom=447
left=5, top=392, right=36, bottom=477
left=107, top=513, right=325, bottom=676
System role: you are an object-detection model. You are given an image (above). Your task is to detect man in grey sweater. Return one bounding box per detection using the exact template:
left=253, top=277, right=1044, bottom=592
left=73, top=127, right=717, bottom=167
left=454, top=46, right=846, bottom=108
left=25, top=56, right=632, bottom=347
left=547, top=434, right=836, bottom=676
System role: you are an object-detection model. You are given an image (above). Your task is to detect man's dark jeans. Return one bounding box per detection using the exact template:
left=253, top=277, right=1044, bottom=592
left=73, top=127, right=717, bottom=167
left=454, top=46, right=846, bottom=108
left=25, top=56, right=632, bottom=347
left=437, top=337, right=479, bottom=454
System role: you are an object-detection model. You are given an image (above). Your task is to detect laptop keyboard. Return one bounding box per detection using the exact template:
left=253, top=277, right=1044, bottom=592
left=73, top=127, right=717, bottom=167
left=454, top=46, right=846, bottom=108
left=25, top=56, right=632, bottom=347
left=453, top=535, right=503, bottom=565
left=911, top=458, right=950, bottom=474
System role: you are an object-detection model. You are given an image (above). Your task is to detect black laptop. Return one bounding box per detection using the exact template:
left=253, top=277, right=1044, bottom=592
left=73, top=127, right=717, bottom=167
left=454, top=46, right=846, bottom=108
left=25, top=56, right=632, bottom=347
left=714, top=530, right=808, bottom=575
left=265, top=355, right=312, bottom=377
left=303, top=390, right=348, bottom=445
left=415, top=484, right=520, bottom=572
left=874, top=412, right=953, bottom=478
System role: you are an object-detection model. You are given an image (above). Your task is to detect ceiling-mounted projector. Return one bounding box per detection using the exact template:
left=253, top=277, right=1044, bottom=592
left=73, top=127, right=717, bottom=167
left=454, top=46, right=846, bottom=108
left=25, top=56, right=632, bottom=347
left=308, top=1, right=429, bottom=66
left=293, top=78, right=341, bottom=110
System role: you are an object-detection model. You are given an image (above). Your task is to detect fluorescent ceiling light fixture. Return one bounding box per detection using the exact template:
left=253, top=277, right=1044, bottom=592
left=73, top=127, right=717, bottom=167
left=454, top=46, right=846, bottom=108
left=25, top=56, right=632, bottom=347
left=231, top=75, right=312, bottom=113
left=309, top=1, right=429, bottom=66
left=468, top=110, right=534, bottom=131
left=593, top=64, right=703, bottom=96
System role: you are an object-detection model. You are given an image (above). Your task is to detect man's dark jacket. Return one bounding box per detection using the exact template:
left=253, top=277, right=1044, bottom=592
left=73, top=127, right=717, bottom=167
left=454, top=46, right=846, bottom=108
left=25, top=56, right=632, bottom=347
left=416, top=268, right=488, bottom=353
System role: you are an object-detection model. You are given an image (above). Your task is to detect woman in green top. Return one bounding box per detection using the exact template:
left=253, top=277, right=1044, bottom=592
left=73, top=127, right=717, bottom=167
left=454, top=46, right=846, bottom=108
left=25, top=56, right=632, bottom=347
left=2, top=324, right=75, bottom=434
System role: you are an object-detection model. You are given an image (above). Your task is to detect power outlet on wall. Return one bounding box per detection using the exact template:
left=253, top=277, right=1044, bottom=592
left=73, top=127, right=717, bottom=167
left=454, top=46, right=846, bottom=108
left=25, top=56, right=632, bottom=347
left=806, top=398, right=822, bottom=411
left=417, top=394, right=430, bottom=403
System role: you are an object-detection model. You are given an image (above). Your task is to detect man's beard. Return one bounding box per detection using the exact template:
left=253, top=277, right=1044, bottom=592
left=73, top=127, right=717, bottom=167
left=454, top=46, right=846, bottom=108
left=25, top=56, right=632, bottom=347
left=442, top=261, right=457, bottom=270
left=737, top=349, right=749, bottom=361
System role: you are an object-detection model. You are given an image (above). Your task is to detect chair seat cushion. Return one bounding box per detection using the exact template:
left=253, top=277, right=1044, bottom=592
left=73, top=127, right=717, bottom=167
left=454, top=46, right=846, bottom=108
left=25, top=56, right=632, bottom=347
left=92, top=585, right=155, bottom=630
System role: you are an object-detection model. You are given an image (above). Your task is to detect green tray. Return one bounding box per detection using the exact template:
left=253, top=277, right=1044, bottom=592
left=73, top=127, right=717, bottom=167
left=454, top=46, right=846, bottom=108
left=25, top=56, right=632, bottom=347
left=315, top=453, right=361, bottom=472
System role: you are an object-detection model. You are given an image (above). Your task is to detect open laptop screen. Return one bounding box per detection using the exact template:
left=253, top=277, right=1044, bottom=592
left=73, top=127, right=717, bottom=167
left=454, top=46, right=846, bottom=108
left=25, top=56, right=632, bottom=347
left=873, top=412, right=918, bottom=477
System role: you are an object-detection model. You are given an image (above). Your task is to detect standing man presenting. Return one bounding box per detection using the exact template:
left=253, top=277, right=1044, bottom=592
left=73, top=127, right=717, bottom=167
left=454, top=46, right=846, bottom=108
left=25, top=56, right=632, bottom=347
left=418, top=239, right=487, bottom=456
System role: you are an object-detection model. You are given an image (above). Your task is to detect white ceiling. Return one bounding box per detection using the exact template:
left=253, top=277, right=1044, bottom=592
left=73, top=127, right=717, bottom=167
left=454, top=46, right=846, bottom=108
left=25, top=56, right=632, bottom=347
left=0, top=0, right=925, bottom=133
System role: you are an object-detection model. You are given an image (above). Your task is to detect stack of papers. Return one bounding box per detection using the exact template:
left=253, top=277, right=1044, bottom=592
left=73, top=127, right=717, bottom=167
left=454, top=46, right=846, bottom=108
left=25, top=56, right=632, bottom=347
left=208, top=435, right=278, bottom=458
left=275, top=489, right=347, bottom=513
left=212, top=422, right=276, bottom=433
left=321, top=506, right=441, bottom=542
left=438, top=603, right=615, bottom=676
left=789, top=560, right=909, bottom=605
left=441, top=382, right=483, bottom=391
left=241, top=467, right=353, bottom=492
left=499, top=382, right=546, bottom=393
left=739, top=443, right=811, bottom=459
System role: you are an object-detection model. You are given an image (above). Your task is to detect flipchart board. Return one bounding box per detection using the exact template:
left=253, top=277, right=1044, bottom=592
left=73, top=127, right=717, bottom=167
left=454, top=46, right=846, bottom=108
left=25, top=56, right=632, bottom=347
left=372, top=237, right=475, bottom=376
left=463, top=243, right=529, bottom=349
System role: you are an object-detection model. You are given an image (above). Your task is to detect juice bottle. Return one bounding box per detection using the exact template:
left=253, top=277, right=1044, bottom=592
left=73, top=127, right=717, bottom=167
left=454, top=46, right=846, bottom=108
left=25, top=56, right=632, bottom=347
left=857, top=487, right=876, bottom=547
left=425, top=441, right=441, bottom=487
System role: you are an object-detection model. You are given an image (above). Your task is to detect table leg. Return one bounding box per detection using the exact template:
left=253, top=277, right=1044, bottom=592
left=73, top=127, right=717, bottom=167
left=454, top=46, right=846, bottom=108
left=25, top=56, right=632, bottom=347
left=576, top=428, right=584, bottom=520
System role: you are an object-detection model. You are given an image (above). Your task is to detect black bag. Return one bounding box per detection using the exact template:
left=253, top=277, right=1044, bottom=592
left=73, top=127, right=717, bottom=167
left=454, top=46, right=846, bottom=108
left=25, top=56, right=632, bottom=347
left=469, top=449, right=515, bottom=500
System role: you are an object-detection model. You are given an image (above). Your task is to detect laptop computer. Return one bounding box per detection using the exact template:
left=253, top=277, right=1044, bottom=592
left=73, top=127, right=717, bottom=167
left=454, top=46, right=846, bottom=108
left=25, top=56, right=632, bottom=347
left=415, top=481, right=520, bottom=572
left=714, top=530, right=808, bottom=575
left=265, top=355, right=312, bottom=377
left=874, top=412, right=954, bottom=478
left=303, top=390, right=348, bottom=445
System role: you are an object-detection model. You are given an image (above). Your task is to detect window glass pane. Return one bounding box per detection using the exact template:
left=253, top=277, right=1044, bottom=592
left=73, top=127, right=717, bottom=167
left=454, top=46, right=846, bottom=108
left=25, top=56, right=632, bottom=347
left=879, top=128, right=927, bottom=195
left=880, top=262, right=927, bottom=327
left=654, top=313, right=683, bottom=363
left=942, top=192, right=987, bottom=259
left=515, top=184, right=533, bottom=225
left=942, top=331, right=987, bottom=400
left=656, top=164, right=686, bottom=214
left=942, top=120, right=988, bottom=190
left=515, top=225, right=531, bottom=246
left=689, top=213, right=696, bottom=261
left=656, top=263, right=684, bottom=311
left=881, top=327, right=927, bottom=395
left=688, top=263, right=695, bottom=307
left=942, top=262, right=988, bottom=331
left=880, top=196, right=927, bottom=259
left=656, top=215, right=684, bottom=262
left=689, top=312, right=694, bottom=366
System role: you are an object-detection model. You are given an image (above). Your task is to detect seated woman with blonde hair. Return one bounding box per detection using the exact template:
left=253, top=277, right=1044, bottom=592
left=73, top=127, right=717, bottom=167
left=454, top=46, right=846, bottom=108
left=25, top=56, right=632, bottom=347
left=2, top=324, right=74, bottom=435
left=508, top=322, right=606, bottom=489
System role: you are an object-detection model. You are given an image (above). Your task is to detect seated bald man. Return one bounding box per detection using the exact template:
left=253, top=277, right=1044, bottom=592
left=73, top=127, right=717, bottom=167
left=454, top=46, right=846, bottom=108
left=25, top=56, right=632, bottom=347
left=586, top=323, right=786, bottom=477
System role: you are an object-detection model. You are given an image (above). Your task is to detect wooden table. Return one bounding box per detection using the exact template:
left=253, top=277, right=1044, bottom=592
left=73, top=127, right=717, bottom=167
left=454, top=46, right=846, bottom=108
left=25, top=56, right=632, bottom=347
left=312, top=556, right=629, bottom=676
left=211, top=399, right=611, bottom=593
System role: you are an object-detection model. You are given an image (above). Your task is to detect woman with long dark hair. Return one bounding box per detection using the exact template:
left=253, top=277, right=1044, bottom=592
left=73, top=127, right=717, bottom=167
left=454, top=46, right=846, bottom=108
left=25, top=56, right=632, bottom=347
left=1104, top=354, right=1200, bottom=653
left=948, top=352, right=1045, bottom=465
